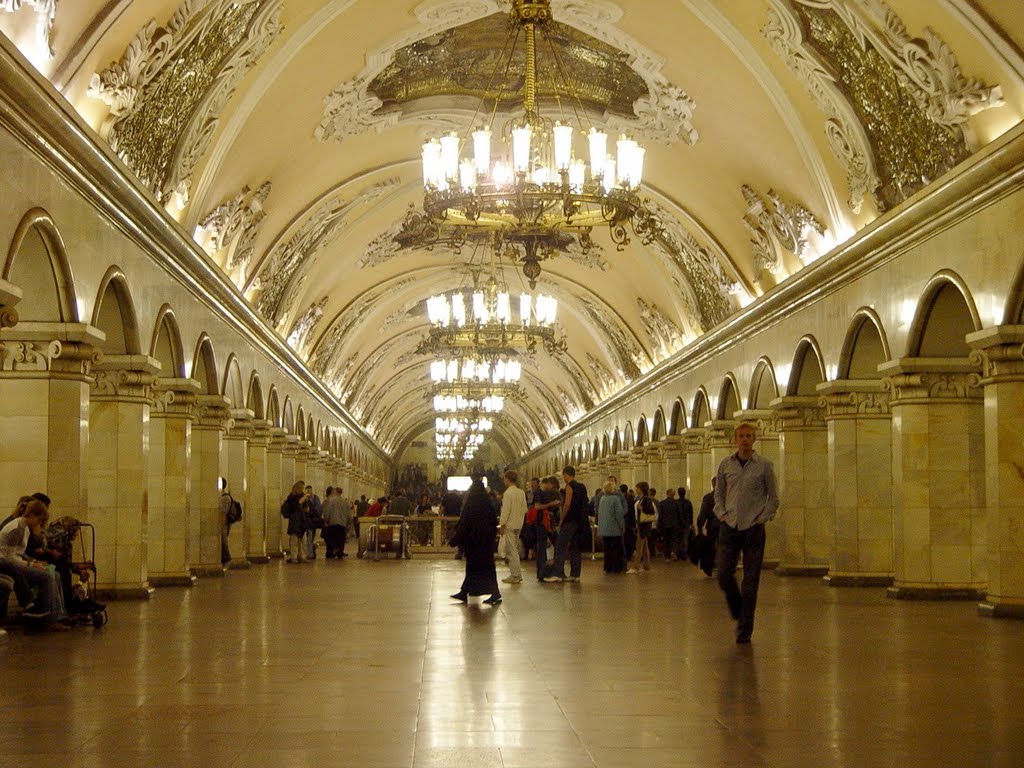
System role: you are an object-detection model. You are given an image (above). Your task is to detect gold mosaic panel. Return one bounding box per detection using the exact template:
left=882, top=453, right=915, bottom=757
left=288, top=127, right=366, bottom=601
left=368, top=13, right=648, bottom=119
left=110, top=3, right=260, bottom=190
left=798, top=5, right=968, bottom=211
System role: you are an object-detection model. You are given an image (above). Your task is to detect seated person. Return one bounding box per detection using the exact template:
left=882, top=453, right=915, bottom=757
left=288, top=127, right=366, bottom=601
left=0, top=500, right=69, bottom=629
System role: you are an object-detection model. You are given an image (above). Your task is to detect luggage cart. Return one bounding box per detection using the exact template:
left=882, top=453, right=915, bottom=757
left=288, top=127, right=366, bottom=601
left=366, top=515, right=411, bottom=561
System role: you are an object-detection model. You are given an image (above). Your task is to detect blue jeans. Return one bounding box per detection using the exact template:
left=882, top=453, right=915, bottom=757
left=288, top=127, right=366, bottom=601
left=305, top=529, right=317, bottom=558
left=552, top=520, right=581, bottom=579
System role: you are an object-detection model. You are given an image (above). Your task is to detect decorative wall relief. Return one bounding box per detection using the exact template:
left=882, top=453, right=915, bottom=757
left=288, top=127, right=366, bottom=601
left=252, top=178, right=400, bottom=327
left=286, top=296, right=327, bottom=358
left=574, top=292, right=646, bottom=380
left=764, top=0, right=1002, bottom=213
left=586, top=352, right=618, bottom=397
left=88, top=0, right=283, bottom=206
left=194, top=180, right=271, bottom=285
left=636, top=298, right=684, bottom=361
left=741, top=184, right=825, bottom=280
left=316, top=0, right=696, bottom=148
left=0, top=0, right=56, bottom=58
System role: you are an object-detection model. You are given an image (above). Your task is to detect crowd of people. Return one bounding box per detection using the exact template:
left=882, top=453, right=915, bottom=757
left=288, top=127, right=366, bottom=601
left=0, top=493, right=105, bottom=636
left=449, top=422, right=779, bottom=644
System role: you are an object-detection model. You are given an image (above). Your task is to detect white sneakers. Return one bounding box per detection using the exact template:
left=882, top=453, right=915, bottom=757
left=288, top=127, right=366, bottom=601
left=501, top=576, right=522, bottom=584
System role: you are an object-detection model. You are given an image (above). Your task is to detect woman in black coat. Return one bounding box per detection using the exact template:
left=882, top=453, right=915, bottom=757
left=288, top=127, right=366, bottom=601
left=450, top=476, right=502, bottom=605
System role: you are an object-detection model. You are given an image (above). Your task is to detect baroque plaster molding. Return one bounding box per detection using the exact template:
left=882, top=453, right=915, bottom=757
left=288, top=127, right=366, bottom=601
left=882, top=371, right=982, bottom=403
left=194, top=181, right=272, bottom=285
left=252, top=177, right=400, bottom=326
left=741, top=184, right=825, bottom=280
left=285, top=295, right=328, bottom=358
left=586, top=352, right=618, bottom=397
left=0, top=0, right=56, bottom=58
left=316, top=0, right=696, bottom=147
left=88, top=0, right=283, bottom=205
left=637, top=297, right=684, bottom=360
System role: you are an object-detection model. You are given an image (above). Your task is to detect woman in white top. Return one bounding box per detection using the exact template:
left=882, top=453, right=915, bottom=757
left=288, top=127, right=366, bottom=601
left=0, top=499, right=68, bottom=627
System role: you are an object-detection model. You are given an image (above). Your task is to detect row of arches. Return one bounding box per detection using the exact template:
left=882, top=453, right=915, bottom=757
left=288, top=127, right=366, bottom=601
left=550, top=271, right=992, bottom=468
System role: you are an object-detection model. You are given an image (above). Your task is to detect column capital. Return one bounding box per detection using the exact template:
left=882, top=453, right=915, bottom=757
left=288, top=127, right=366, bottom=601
left=91, top=354, right=161, bottom=403
left=248, top=419, right=272, bottom=445
left=0, top=321, right=103, bottom=377
left=704, top=419, right=737, bottom=447
left=0, top=277, right=22, bottom=328
left=267, top=426, right=288, bottom=451
left=659, top=434, right=685, bottom=458
left=769, top=395, right=826, bottom=429
left=816, top=379, right=890, bottom=419
left=681, top=427, right=708, bottom=452
left=878, top=358, right=981, bottom=404
left=733, top=408, right=778, bottom=436
left=967, top=325, right=1024, bottom=384
left=152, top=377, right=201, bottom=418
left=194, top=394, right=232, bottom=430
left=225, top=408, right=256, bottom=440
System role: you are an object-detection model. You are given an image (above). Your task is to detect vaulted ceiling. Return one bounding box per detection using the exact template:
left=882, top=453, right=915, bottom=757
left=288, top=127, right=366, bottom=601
left=3, top=0, right=1022, bottom=463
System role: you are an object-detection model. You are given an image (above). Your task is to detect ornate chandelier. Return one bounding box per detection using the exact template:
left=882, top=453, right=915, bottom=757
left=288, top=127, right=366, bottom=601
left=436, top=416, right=495, bottom=434
left=413, top=0, right=650, bottom=286
left=417, top=249, right=566, bottom=357
left=430, top=356, right=522, bottom=385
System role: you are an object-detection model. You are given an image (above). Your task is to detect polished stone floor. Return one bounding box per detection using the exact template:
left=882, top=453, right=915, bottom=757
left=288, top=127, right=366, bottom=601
left=1, top=555, right=1022, bottom=768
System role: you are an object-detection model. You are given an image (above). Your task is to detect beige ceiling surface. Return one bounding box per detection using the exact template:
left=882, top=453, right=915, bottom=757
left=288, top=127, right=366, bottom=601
left=3, top=0, right=1023, bottom=461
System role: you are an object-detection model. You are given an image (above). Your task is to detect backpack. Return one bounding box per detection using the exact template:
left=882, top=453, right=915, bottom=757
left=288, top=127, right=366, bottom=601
left=227, top=497, right=242, bottom=524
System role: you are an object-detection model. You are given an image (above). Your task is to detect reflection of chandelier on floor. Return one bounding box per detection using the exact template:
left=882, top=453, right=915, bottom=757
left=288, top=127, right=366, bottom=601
left=409, top=0, right=651, bottom=287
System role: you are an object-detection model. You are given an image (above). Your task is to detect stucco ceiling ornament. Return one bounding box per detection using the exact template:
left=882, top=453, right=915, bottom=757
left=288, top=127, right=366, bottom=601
left=286, top=296, right=328, bottom=358
left=194, top=181, right=271, bottom=285
left=0, top=0, right=56, bottom=58
left=253, top=178, right=400, bottom=327
left=88, top=0, right=283, bottom=206
left=636, top=298, right=684, bottom=361
left=764, top=0, right=1002, bottom=213
left=550, top=353, right=596, bottom=409
left=586, top=352, right=618, bottom=398
left=741, top=184, right=825, bottom=281
left=574, top=292, right=646, bottom=380
left=637, top=201, right=735, bottom=333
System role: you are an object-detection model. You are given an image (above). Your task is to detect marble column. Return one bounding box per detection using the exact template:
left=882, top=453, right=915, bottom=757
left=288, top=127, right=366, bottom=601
left=880, top=359, right=986, bottom=600
left=646, top=445, right=668, bottom=494
left=683, top=428, right=710, bottom=501
left=818, top=381, right=895, bottom=587
left=294, top=441, right=310, bottom=490
left=631, top=447, right=647, bottom=489
left=223, top=409, right=253, bottom=570
left=245, top=419, right=270, bottom=564
left=617, top=451, right=635, bottom=488
left=147, top=378, right=200, bottom=587
left=265, top=428, right=286, bottom=557
left=706, top=420, right=737, bottom=481
left=0, top=323, right=102, bottom=520
left=190, top=395, right=230, bottom=577
left=772, top=396, right=831, bottom=577
left=88, top=355, right=160, bottom=599
left=969, top=327, right=1024, bottom=617
left=663, top=437, right=686, bottom=494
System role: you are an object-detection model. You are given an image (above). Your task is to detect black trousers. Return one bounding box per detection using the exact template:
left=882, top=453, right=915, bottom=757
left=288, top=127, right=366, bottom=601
left=715, top=523, right=766, bottom=639
left=602, top=536, right=625, bottom=573
left=324, top=525, right=347, bottom=557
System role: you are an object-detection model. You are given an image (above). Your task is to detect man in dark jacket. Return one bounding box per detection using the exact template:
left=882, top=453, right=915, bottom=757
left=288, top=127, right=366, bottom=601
left=677, top=487, right=694, bottom=560
left=657, top=488, right=683, bottom=560
left=696, top=478, right=719, bottom=576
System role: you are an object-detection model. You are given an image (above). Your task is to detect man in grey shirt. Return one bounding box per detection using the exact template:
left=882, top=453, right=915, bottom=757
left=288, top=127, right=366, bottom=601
left=714, top=422, right=779, bottom=643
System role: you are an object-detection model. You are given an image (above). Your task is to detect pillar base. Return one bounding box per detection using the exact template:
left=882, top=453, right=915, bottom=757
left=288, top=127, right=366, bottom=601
left=227, top=558, right=251, bottom=570
left=978, top=599, right=1024, bottom=619
left=268, top=550, right=285, bottom=559
left=775, top=564, right=829, bottom=577
left=762, top=558, right=780, bottom=570
left=95, top=585, right=155, bottom=600
left=887, top=585, right=986, bottom=601
left=824, top=572, right=894, bottom=587
left=247, top=554, right=271, bottom=564
left=192, top=565, right=227, bottom=577
left=149, top=574, right=197, bottom=588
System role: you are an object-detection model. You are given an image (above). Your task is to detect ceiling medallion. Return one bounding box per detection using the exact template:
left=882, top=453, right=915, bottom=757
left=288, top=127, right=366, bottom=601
left=408, top=0, right=655, bottom=287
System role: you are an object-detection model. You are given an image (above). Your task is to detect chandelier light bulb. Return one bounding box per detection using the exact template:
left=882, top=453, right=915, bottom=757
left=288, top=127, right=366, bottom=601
left=496, top=292, right=511, bottom=323
left=422, top=140, right=442, bottom=189
left=492, top=161, right=513, bottom=188
left=519, top=293, right=532, bottom=325
left=553, top=122, right=573, bottom=170
left=568, top=159, right=586, bottom=193
left=512, top=124, right=533, bottom=173
left=459, top=160, right=477, bottom=192
left=602, top=156, right=617, bottom=193
left=472, top=291, right=488, bottom=323
left=472, top=128, right=491, bottom=175
left=440, top=133, right=460, bottom=181
left=451, top=293, right=466, bottom=327
left=588, top=128, right=607, bottom=177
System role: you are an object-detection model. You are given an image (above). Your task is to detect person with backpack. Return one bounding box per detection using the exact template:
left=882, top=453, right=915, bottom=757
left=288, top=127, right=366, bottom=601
left=281, top=481, right=307, bottom=563
left=544, top=466, right=588, bottom=583
left=219, top=479, right=240, bottom=566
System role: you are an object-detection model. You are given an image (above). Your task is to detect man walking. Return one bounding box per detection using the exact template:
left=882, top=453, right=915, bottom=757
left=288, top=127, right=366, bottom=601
left=499, top=470, right=527, bottom=584
left=657, top=487, right=683, bottom=560
left=546, top=466, right=588, bottom=582
left=714, top=422, right=779, bottom=644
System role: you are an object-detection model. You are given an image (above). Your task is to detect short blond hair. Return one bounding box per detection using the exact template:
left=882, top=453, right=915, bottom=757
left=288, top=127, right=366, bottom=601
left=602, top=480, right=616, bottom=494
left=734, top=421, right=757, bottom=436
